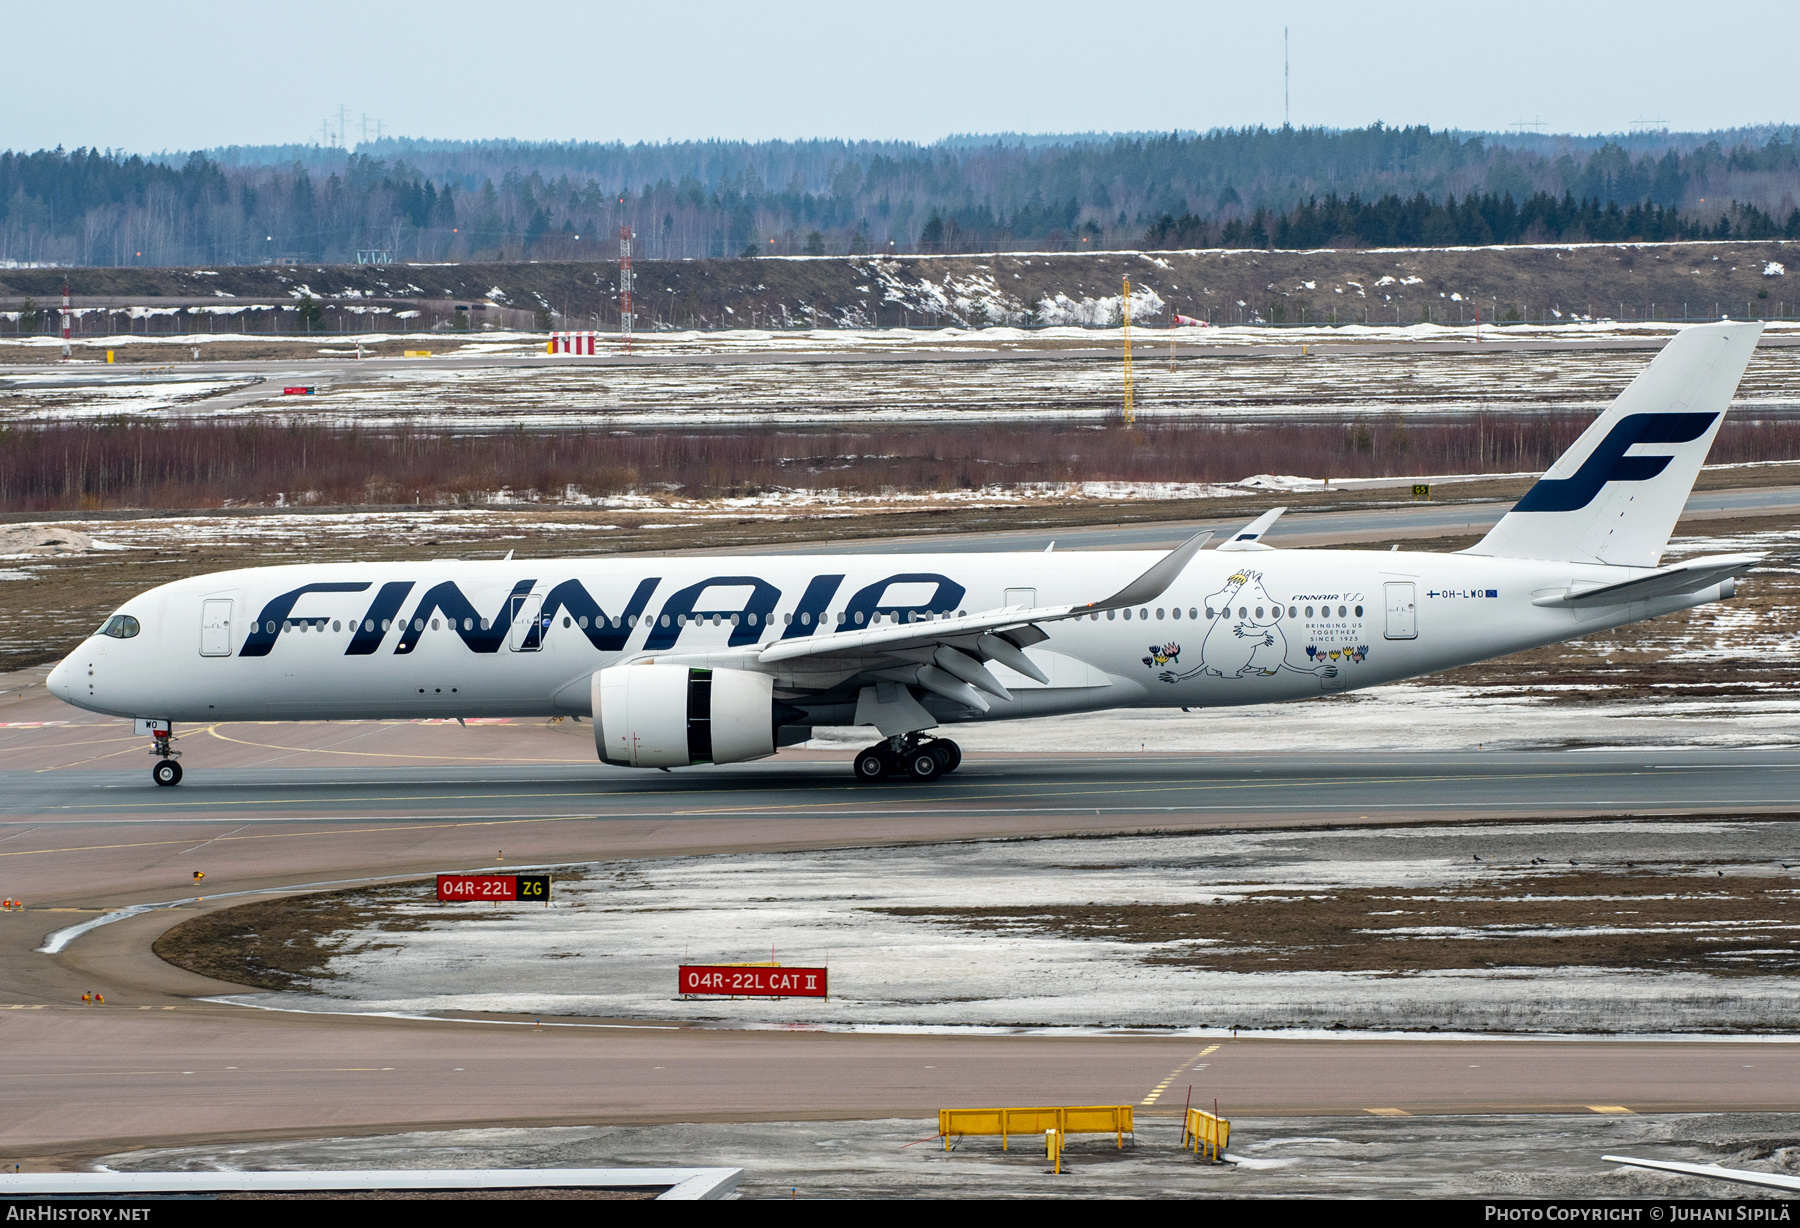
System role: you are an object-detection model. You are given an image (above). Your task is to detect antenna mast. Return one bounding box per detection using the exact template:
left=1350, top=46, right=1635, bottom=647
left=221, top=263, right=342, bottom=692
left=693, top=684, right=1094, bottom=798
left=619, top=220, right=635, bottom=353
left=1284, top=27, right=1289, bottom=127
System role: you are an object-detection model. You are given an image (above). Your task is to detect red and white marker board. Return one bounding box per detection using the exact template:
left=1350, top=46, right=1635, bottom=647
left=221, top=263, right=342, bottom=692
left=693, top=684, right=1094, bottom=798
left=678, top=965, right=828, bottom=998
left=549, top=331, right=601, bottom=355
left=436, top=874, right=550, bottom=902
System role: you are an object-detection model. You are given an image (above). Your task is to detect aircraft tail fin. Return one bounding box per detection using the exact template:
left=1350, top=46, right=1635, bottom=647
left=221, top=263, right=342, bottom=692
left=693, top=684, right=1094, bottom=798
left=1465, top=321, right=1762, bottom=567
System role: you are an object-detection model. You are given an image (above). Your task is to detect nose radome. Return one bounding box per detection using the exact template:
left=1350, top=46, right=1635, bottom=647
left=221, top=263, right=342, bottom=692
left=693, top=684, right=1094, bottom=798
left=47, top=656, right=74, bottom=699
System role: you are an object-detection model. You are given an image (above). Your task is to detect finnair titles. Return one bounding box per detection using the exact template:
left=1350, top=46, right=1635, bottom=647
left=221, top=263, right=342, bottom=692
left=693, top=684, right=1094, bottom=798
left=51, top=322, right=1766, bottom=785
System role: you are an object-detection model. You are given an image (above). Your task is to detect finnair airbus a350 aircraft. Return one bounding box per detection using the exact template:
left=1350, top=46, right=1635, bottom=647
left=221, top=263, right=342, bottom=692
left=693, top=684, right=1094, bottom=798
left=50, top=322, right=1764, bottom=786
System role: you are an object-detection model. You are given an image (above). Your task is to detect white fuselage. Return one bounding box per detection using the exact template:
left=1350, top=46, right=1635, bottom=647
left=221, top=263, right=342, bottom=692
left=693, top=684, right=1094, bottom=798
left=47, top=548, right=1717, bottom=730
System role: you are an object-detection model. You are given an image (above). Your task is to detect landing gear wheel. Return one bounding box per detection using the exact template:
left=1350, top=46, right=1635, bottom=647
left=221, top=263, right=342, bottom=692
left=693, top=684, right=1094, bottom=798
left=931, top=740, right=962, bottom=774
left=152, top=760, right=183, bottom=787
left=853, top=747, right=892, bottom=783
left=905, top=747, right=944, bottom=782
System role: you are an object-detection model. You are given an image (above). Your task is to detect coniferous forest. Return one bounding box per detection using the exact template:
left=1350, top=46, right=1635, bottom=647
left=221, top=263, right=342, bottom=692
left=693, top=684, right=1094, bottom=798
left=2, top=124, right=1798, bottom=267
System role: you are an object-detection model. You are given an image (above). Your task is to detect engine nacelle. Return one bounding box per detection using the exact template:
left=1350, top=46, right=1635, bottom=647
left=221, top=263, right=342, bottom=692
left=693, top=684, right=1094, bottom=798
left=593, top=664, right=778, bottom=768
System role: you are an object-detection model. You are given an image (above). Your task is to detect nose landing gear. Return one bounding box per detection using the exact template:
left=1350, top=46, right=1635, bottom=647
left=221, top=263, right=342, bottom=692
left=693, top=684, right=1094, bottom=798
left=149, top=727, right=183, bottom=786
left=852, top=734, right=961, bottom=784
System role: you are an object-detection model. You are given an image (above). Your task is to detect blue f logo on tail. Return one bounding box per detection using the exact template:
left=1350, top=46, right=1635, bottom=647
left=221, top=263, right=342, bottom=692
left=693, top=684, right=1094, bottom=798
left=1512, top=412, right=1719, bottom=514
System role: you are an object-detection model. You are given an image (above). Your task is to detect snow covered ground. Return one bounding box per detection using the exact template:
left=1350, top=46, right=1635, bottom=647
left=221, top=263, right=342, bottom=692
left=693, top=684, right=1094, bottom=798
left=809, top=684, right=1800, bottom=756
left=13, top=317, right=1799, bottom=358
left=5, top=322, right=1796, bottom=429
left=219, top=818, right=1800, bottom=1035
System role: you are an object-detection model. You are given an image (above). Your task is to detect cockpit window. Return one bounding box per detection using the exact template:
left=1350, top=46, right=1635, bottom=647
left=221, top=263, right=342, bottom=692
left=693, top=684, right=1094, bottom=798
left=97, top=614, right=141, bottom=639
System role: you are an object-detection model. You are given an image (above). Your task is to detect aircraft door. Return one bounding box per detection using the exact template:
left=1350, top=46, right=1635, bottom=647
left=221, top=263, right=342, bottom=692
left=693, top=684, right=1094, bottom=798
left=508, top=593, right=544, bottom=652
left=200, top=599, right=233, bottom=656
left=1004, top=588, right=1037, bottom=609
left=1383, top=582, right=1417, bottom=640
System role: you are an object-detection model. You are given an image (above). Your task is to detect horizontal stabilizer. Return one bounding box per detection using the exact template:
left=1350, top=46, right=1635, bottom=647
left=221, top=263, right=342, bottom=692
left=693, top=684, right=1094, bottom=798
left=1529, top=553, right=1762, bottom=607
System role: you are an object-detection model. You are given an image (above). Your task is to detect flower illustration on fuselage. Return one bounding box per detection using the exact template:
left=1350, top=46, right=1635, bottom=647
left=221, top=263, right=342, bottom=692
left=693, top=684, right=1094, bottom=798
left=1142, top=642, right=1182, bottom=668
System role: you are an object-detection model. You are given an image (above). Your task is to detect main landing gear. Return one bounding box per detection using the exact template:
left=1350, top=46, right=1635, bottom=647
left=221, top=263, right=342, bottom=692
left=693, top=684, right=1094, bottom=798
left=149, top=727, right=183, bottom=786
left=853, top=734, right=961, bottom=784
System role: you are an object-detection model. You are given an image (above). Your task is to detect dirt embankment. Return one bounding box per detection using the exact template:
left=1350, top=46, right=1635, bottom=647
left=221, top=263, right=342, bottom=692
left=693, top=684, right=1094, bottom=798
left=881, top=868, right=1800, bottom=977
left=152, top=882, right=434, bottom=990
left=2, top=241, right=1794, bottom=330
left=154, top=870, right=593, bottom=991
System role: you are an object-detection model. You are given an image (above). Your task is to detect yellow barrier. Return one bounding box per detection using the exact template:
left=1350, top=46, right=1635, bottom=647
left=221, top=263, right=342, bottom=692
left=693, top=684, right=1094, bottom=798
left=404, top=350, right=432, bottom=357
left=939, top=1105, right=1133, bottom=1152
left=1183, top=1108, right=1230, bottom=1160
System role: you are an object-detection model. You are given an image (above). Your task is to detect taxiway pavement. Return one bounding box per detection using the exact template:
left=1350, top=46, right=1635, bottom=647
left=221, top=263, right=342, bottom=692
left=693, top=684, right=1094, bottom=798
left=757, top=480, right=1800, bottom=555
left=6, top=1007, right=1795, bottom=1164
left=4, top=654, right=1797, bottom=1159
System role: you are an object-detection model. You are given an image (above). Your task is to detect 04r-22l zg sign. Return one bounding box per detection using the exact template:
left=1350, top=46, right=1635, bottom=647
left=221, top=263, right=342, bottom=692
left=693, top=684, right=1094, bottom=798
left=436, top=874, right=551, bottom=902
left=678, top=965, right=828, bottom=998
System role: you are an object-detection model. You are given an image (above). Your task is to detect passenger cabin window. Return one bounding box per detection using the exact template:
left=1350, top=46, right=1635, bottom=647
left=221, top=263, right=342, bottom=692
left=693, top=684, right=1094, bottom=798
left=97, top=614, right=140, bottom=639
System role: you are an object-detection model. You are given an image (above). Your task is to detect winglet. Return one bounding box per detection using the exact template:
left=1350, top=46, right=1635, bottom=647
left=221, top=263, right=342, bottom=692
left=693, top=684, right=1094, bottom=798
left=1083, top=529, right=1213, bottom=611
left=1216, top=507, right=1286, bottom=552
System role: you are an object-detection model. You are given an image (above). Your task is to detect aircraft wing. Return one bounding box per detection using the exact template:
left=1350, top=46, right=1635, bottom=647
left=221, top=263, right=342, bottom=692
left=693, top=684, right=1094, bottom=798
left=1603, top=1155, right=1800, bottom=1192
left=756, top=528, right=1212, bottom=670
left=1530, top=553, right=1763, bottom=608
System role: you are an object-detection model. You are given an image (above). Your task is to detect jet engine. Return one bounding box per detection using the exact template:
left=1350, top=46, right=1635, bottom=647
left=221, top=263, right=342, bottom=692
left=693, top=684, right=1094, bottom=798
left=593, top=664, right=795, bottom=768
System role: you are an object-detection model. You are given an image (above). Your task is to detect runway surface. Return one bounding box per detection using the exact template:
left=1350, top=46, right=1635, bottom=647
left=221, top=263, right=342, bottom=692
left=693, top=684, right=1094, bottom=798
left=4, top=661, right=1799, bottom=1156
left=5, top=696, right=1798, bottom=905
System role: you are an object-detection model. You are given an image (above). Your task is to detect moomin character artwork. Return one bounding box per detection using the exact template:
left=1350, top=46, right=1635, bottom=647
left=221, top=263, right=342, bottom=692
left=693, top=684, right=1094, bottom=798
left=1153, top=570, right=1361, bottom=689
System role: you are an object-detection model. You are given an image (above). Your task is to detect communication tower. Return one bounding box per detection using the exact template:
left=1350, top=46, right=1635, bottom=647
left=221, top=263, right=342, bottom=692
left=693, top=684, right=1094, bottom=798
left=61, top=280, right=71, bottom=360
left=618, top=224, right=635, bottom=351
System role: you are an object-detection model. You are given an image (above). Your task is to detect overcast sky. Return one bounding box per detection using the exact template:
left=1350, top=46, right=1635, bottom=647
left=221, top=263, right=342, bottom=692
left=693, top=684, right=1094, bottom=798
left=7, top=0, right=1794, bottom=153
